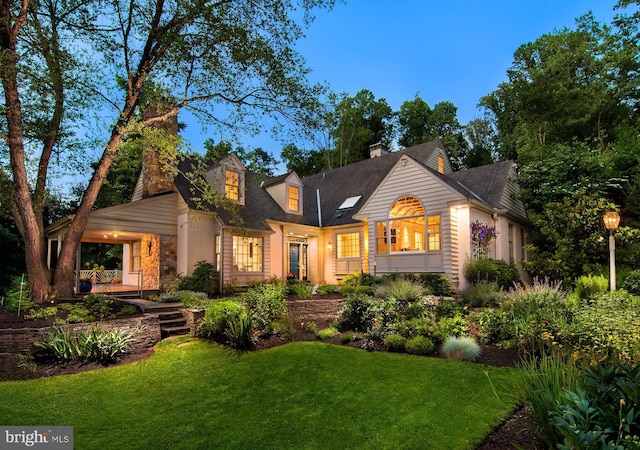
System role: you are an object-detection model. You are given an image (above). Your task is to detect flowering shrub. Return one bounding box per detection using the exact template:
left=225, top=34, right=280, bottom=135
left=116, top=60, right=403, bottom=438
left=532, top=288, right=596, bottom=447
left=470, top=220, right=497, bottom=259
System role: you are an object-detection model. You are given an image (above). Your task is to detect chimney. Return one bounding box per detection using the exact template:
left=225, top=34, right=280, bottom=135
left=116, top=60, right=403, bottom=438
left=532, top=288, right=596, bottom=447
left=141, top=102, right=178, bottom=198
left=369, top=142, right=389, bottom=158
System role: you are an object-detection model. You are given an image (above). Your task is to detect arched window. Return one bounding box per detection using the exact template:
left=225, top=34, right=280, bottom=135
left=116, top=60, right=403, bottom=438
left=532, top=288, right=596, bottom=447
left=376, top=196, right=440, bottom=253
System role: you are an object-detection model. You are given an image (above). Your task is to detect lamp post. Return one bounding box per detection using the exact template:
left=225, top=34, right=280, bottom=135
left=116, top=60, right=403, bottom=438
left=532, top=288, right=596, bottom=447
left=603, top=211, right=621, bottom=291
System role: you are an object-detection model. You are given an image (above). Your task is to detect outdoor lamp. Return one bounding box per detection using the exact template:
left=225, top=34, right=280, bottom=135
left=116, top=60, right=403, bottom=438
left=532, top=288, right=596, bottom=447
left=603, top=211, right=621, bottom=291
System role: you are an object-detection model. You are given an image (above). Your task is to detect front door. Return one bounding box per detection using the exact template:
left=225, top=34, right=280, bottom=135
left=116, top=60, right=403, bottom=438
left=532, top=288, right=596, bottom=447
left=288, top=242, right=308, bottom=281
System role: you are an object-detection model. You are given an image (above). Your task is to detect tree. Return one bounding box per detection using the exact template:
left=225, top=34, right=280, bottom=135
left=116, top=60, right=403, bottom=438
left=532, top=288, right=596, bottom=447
left=463, top=118, right=498, bottom=168
left=1, top=0, right=336, bottom=302
left=331, top=90, right=395, bottom=166
left=397, top=96, right=469, bottom=170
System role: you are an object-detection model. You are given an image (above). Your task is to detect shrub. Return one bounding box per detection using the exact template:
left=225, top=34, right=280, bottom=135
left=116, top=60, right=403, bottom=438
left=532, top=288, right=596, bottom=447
left=225, top=313, right=257, bottom=353
left=158, top=290, right=209, bottom=308
left=405, top=336, right=434, bottom=356
left=59, top=303, right=94, bottom=324
left=3, top=277, right=35, bottom=312
left=383, top=334, right=407, bottom=352
left=272, top=314, right=296, bottom=340
left=198, top=300, right=245, bottom=337
left=117, top=305, right=139, bottom=316
left=573, top=274, right=608, bottom=301
left=622, top=269, right=640, bottom=295
left=84, top=294, right=115, bottom=320
left=242, top=283, right=287, bottom=332
left=518, top=352, right=582, bottom=447
left=417, top=273, right=456, bottom=296
left=549, top=361, right=640, bottom=449
left=306, top=321, right=319, bottom=334
left=353, top=285, right=374, bottom=295
left=433, top=298, right=463, bottom=319
left=463, top=258, right=520, bottom=290
left=461, top=281, right=504, bottom=308
left=316, top=285, right=337, bottom=295
left=381, top=278, right=425, bottom=303
left=35, top=325, right=139, bottom=362
left=474, top=310, right=514, bottom=343
left=441, top=336, right=481, bottom=361
left=436, top=316, right=469, bottom=340
left=395, top=317, right=438, bottom=339
left=401, top=298, right=429, bottom=320
left=338, top=293, right=373, bottom=330
left=23, top=307, right=58, bottom=320
left=288, top=282, right=314, bottom=299
left=176, top=261, right=218, bottom=296
left=317, top=327, right=339, bottom=340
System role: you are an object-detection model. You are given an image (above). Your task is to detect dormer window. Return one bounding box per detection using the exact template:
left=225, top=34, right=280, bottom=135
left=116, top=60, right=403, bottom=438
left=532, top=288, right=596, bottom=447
left=437, top=155, right=444, bottom=174
left=288, top=185, right=300, bottom=212
left=225, top=170, right=239, bottom=201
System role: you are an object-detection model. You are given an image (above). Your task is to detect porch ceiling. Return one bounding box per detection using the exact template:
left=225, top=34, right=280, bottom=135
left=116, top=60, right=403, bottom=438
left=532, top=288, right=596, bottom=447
left=81, top=229, right=144, bottom=243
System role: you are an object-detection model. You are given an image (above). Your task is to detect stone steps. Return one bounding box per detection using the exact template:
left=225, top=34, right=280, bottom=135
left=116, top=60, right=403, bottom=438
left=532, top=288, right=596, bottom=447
left=158, top=311, right=190, bottom=338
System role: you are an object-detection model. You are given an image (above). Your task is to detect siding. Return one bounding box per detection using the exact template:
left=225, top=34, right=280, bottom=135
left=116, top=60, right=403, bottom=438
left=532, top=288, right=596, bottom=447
left=87, top=193, right=178, bottom=236
left=500, top=167, right=527, bottom=221
left=358, top=157, right=463, bottom=278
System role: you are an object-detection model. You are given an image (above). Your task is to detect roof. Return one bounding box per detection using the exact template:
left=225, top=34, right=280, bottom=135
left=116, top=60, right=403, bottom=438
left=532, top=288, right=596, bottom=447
left=174, top=140, right=527, bottom=229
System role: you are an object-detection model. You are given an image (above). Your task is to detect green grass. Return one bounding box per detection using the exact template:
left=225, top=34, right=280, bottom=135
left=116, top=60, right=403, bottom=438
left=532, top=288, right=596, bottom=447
left=0, top=338, right=523, bottom=449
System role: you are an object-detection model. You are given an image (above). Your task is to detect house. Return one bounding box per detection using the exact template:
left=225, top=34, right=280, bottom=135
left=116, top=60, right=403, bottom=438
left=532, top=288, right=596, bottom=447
left=46, top=139, right=528, bottom=293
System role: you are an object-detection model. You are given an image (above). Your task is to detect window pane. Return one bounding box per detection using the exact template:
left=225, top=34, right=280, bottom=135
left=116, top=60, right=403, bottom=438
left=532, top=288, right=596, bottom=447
left=232, top=236, right=263, bottom=272
left=390, top=218, right=425, bottom=251
left=337, top=232, right=359, bottom=258
left=428, top=215, right=441, bottom=250
left=389, top=196, right=424, bottom=218
left=225, top=170, right=239, bottom=201
left=132, top=241, right=141, bottom=271
left=288, top=185, right=299, bottom=211
left=376, top=222, right=387, bottom=253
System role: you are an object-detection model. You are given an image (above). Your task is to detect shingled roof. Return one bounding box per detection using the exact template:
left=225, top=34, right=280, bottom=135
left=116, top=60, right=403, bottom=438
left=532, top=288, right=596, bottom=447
left=174, top=140, right=526, bottom=230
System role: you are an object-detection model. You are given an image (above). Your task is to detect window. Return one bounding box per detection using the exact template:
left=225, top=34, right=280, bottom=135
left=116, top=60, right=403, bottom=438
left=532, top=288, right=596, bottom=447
left=232, top=236, right=263, bottom=272
left=376, top=196, right=441, bottom=253
left=288, top=185, right=299, bottom=212
left=215, top=235, right=221, bottom=270
left=437, top=155, right=444, bottom=173
left=428, top=215, right=441, bottom=250
left=131, top=241, right=141, bottom=271
left=509, top=224, right=514, bottom=262
left=225, top=170, right=239, bottom=201
left=337, top=232, right=360, bottom=258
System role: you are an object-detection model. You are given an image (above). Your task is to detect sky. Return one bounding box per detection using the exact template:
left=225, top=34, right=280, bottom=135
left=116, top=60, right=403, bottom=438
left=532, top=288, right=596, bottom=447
left=179, top=0, right=623, bottom=161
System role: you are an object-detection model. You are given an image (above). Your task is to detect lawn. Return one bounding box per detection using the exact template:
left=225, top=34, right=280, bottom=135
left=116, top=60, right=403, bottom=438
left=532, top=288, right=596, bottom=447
left=0, top=337, right=523, bottom=449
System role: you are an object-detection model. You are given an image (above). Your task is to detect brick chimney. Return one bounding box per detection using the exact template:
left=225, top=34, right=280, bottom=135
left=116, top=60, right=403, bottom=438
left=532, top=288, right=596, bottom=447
left=369, top=142, right=389, bottom=158
left=140, top=102, right=178, bottom=198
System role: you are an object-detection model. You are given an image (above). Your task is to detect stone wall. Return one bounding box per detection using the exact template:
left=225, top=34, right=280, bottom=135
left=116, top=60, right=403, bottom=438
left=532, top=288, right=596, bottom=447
left=160, top=235, right=177, bottom=291
left=182, top=309, right=205, bottom=336
left=0, top=315, right=161, bottom=356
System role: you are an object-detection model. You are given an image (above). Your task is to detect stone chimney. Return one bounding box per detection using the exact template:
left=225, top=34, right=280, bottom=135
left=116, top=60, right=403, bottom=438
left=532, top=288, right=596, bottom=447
left=141, top=102, right=178, bottom=198
left=369, top=142, right=389, bottom=158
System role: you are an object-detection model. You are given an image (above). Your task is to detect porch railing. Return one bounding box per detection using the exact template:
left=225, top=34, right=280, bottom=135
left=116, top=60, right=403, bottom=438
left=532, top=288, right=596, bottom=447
left=79, top=269, right=122, bottom=284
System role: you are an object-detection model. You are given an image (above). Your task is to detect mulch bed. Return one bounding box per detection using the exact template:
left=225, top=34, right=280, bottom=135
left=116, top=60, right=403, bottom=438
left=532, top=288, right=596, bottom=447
left=0, top=295, right=547, bottom=449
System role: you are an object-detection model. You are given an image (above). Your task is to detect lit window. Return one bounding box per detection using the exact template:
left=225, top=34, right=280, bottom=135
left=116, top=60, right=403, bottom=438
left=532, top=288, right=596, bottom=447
left=376, top=196, right=441, bottom=253
left=232, top=236, right=263, bottom=272
left=215, top=235, right=221, bottom=270
left=225, top=170, right=239, bottom=201
left=428, top=215, right=441, bottom=250
left=131, top=241, right=141, bottom=271
left=337, top=233, right=360, bottom=258
left=437, top=155, right=444, bottom=173
left=288, top=185, right=299, bottom=212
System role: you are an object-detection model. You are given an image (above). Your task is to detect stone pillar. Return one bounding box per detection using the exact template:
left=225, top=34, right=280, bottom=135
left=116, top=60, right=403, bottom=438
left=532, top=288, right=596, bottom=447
left=159, top=235, right=177, bottom=291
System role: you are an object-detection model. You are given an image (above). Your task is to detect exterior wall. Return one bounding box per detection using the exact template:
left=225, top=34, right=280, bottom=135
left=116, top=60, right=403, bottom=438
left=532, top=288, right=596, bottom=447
left=454, top=206, right=472, bottom=291
left=177, top=211, right=217, bottom=276
left=322, top=225, right=367, bottom=284
left=357, top=157, right=462, bottom=281
left=159, top=235, right=177, bottom=291
left=425, top=146, right=454, bottom=174
left=469, top=209, right=496, bottom=258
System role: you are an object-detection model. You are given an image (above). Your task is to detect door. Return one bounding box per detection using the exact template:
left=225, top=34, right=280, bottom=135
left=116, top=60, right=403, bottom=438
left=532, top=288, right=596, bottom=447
left=288, top=243, right=308, bottom=281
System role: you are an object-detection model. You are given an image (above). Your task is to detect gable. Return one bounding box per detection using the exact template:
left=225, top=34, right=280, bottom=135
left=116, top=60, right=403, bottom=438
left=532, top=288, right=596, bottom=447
left=355, top=155, right=464, bottom=220
left=264, top=172, right=304, bottom=215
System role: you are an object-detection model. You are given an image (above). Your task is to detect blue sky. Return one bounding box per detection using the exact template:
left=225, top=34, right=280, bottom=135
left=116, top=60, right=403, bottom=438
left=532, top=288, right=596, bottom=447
left=180, top=0, right=622, bottom=158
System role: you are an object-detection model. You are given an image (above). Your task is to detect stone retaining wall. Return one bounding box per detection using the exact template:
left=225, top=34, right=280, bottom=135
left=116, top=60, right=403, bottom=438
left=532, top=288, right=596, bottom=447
left=0, top=314, right=161, bottom=355
left=182, top=309, right=205, bottom=336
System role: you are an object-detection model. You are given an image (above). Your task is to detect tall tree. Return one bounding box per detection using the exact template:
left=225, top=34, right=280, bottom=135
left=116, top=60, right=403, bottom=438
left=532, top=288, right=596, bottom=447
left=1, top=0, right=337, bottom=301
left=331, top=89, right=395, bottom=166
left=397, top=96, right=469, bottom=169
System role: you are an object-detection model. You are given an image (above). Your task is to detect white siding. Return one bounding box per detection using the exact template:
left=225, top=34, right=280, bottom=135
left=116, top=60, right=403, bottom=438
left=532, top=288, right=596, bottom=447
left=358, top=157, right=463, bottom=280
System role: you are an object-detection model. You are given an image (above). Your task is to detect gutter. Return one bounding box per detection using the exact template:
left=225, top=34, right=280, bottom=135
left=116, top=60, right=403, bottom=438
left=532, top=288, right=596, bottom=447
left=316, top=189, right=323, bottom=228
